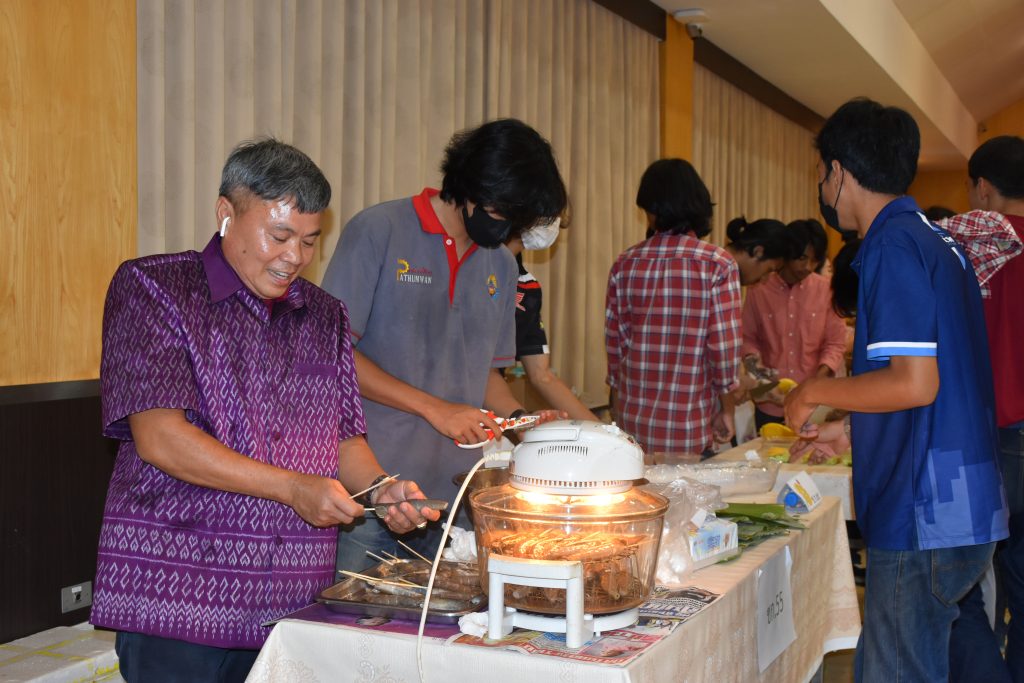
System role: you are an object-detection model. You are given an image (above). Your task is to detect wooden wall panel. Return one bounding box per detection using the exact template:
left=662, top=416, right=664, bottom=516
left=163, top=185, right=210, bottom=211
left=0, top=0, right=136, bottom=386
left=909, top=170, right=970, bottom=215
left=911, top=99, right=1023, bottom=216
left=0, top=393, right=118, bottom=643
left=980, top=98, right=1024, bottom=143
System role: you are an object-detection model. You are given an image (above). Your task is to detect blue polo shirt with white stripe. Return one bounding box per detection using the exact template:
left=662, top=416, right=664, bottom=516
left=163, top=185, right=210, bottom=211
left=850, top=196, right=1008, bottom=550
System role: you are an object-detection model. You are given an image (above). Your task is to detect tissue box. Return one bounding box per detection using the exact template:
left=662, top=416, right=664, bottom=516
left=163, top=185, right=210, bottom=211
left=688, top=517, right=739, bottom=569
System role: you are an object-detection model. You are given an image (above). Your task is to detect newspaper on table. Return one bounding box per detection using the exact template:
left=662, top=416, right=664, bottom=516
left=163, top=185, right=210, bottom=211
left=447, top=585, right=719, bottom=667
left=639, top=585, right=720, bottom=620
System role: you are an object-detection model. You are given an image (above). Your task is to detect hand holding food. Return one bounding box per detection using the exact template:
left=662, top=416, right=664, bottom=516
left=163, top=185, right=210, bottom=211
left=783, top=377, right=821, bottom=438
left=787, top=418, right=851, bottom=466
left=371, top=479, right=443, bottom=533
left=289, top=473, right=367, bottom=527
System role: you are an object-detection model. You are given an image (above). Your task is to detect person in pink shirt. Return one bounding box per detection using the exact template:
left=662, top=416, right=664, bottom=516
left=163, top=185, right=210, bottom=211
left=741, top=219, right=847, bottom=429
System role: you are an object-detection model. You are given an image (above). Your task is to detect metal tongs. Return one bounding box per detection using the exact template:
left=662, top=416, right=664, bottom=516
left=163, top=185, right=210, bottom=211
left=455, top=409, right=540, bottom=449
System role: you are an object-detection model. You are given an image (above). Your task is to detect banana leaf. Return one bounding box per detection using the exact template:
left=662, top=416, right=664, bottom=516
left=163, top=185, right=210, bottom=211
left=717, top=503, right=806, bottom=529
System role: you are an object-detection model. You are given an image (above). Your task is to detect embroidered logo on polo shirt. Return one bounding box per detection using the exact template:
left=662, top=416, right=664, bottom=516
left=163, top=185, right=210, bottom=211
left=396, top=258, right=433, bottom=285
left=487, top=274, right=499, bottom=298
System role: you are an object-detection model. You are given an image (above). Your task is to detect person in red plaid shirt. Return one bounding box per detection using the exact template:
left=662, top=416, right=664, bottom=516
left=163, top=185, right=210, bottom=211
left=605, top=159, right=799, bottom=457
left=954, top=135, right=1024, bottom=682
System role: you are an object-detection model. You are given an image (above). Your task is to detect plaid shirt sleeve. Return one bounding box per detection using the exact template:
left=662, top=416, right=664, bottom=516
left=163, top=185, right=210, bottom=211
left=939, top=210, right=1023, bottom=298
left=707, top=259, right=742, bottom=394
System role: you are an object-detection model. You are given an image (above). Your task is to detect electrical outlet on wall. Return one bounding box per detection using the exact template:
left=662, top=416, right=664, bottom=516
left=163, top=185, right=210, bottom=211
left=60, top=581, right=93, bottom=613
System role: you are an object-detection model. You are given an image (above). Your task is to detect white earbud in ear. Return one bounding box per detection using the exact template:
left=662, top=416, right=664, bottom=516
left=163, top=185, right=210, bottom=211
left=220, top=216, right=230, bottom=238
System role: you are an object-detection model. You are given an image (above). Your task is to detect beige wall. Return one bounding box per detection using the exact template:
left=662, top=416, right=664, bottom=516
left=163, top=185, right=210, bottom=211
left=0, top=0, right=136, bottom=386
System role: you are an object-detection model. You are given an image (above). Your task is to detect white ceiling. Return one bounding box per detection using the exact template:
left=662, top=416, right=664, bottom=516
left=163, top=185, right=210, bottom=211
left=652, top=0, right=1024, bottom=170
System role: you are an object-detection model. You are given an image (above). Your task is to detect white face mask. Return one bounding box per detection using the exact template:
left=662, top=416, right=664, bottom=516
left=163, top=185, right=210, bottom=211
left=520, top=217, right=561, bottom=251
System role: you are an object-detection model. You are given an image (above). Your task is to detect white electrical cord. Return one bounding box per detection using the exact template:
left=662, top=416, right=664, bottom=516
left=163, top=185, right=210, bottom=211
left=416, top=452, right=504, bottom=683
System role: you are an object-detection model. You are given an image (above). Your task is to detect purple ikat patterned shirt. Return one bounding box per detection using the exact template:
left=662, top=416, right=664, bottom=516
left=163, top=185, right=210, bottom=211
left=91, top=235, right=366, bottom=648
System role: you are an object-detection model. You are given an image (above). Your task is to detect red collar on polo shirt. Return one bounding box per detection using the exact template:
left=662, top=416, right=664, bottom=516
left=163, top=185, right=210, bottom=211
left=412, top=187, right=479, bottom=306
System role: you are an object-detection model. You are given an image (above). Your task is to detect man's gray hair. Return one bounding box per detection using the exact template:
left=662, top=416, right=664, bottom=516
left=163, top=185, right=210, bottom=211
left=219, top=138, right=331, bottom=213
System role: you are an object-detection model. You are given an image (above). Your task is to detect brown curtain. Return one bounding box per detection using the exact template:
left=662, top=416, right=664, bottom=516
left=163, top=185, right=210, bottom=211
left=485, top=0, right=659, bottom=407
left=137, top=0, right=659, bottom=407
left=692, top=64, right=820, bottom=246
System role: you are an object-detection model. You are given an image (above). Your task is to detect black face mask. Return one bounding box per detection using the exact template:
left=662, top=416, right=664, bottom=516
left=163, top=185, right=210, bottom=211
left=462, top=204, right=511, bottom=249
left=817, top=168, right=845, bottom=233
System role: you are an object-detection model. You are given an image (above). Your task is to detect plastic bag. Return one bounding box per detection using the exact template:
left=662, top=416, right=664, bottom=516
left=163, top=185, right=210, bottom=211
left=642, top=476, right=725, bottom=585
left=646, top=460, right=780, bottom=497
left=441, top=525, right=479, bottom=562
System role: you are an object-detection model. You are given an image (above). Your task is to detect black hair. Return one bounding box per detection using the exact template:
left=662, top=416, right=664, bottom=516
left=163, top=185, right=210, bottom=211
left=923, top=206, right=956, bottom=222
left=787, top=219, right=828, bottom=271
left=726, top=217, right=801, bottom=261
left=219, top=137, right=331, bottom=213
left=831, top=238, right=862, bottom=318
left=968, top=136, right=1024, bottom=199
left=635, top=158, right=714, bottom=238
left=439, top=118, right=567, bottom=234
left=815, top=98, right=919, bottom=195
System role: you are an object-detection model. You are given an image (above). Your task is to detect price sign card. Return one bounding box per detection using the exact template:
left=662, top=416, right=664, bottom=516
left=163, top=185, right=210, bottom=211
left=756, top=546, right=796, bottom=672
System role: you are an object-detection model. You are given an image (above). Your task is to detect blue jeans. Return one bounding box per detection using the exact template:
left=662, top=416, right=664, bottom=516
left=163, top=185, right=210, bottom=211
left=115, top=632, right=257, bottom=683
left=335, top=516, right=449, bottom=577
left=949, top=580, right=1011, bottom=682
left=855, top=542, right=996, bottom=683
left=999, top=425, right=1024, bottom=682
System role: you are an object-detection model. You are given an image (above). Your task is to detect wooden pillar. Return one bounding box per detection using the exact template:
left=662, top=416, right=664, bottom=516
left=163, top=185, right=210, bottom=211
left=659, top=15, right=694, bottom=160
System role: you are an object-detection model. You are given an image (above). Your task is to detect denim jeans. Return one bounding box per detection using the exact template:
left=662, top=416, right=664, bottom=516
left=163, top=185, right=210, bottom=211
left=855, top=542, right=996, bottom=683
left=949, top=579, right=1011, bottom=682
left=335, top=516, right=449, bottom=577
left=999, top=426, right=1024, bottom=682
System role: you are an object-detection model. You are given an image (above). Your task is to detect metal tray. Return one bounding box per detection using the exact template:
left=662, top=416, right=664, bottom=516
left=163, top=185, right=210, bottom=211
left=317, top=559, right=486, bottom=624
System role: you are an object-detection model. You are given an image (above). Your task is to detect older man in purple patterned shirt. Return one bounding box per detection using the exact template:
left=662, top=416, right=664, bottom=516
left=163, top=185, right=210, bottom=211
left=90, top=139, right=439, bottom=682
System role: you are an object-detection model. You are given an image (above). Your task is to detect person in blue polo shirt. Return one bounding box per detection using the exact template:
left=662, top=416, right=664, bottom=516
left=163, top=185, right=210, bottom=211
left=323, top=119, right=568, bottom=573
left=784, top=98, right=1009, bottom=683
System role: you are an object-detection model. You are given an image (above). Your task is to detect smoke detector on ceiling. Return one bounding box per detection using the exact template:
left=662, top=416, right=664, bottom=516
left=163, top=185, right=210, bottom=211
left=672, top=8, right=708, bottom=38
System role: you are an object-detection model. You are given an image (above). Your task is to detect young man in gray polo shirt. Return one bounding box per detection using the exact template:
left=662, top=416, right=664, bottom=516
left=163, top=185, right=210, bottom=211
left=323, top=119, right=568, bottom=571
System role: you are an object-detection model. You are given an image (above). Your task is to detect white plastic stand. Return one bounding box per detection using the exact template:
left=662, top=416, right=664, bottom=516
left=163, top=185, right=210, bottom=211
left=486, top=555, right=638, bottom=648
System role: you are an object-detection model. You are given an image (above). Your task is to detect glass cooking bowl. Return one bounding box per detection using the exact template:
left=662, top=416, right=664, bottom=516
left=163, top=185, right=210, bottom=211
left=469, top=484, right=668, bottom=614
left=453, top=467, right=511, bottom=526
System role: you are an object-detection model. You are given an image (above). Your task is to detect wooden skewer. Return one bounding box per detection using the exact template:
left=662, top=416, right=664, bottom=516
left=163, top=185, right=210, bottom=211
left=381, top=550, right=402, bottom=563
left=339, top=569, right=381, bottom=582
left=339, top=570, right=425, bottom=590
left=348, top=473, right=399, bottom=501
left=365, top=550, right=394, bottom=565
left=397, top=540, right=431, bottom=564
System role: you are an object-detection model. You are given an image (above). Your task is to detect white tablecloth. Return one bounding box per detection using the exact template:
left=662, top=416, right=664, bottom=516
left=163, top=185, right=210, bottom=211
left=247, top=496, right=860, bottom=683
left=711, top=438, right=856, bottom=520
left=0, top=625, right=122, bottom=682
